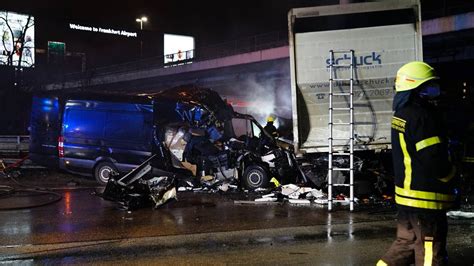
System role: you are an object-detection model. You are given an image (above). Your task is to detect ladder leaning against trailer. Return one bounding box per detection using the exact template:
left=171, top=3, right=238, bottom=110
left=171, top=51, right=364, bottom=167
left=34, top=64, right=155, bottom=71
left=327, top=50, right=355, bottom=211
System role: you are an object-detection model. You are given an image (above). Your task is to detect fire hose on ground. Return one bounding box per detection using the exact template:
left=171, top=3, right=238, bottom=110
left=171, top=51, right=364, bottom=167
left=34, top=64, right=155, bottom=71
left=0, top=156, right=63, bottom=211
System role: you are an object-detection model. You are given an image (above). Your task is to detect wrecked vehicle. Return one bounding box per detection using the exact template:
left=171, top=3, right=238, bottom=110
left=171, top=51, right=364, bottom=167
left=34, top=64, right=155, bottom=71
left=151, top=86, right=300, bottom=189
left=101, top=86, right=302, bottom=209
left=101, top=155, right=179, bottom=210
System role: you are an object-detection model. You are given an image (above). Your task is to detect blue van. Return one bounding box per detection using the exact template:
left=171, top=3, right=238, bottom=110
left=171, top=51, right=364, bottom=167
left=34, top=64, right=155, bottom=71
left=29, top=94, right=153, bottom=185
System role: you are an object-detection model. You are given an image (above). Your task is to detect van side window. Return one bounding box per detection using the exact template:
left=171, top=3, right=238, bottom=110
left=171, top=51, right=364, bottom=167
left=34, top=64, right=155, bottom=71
left=232, top=118, right=253, bottom=138
left=64, top=110, right=106, bottom=139
left=105, top=112, right=145, bottom=142
left=30, top=97, right=59, bottom=133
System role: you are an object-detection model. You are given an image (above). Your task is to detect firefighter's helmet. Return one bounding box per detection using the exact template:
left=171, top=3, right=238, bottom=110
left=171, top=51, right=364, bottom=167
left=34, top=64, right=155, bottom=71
left=267, top=116, right=274, bottom=123
left=395, top=61, right=439, bottom=92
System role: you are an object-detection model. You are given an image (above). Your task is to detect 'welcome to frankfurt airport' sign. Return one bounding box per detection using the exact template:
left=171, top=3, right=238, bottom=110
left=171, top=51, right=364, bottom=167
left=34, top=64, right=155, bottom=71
left=69, top=23, right=137, bottom=38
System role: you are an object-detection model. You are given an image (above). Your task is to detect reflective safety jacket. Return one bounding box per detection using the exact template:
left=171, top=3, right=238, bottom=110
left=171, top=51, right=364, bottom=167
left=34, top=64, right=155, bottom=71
left=391, top=101, right=456, bottom=211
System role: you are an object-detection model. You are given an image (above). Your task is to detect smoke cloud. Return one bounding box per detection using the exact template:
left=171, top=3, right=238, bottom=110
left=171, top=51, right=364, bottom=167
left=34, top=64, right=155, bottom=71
left=238, top=71, right=292, bottom=129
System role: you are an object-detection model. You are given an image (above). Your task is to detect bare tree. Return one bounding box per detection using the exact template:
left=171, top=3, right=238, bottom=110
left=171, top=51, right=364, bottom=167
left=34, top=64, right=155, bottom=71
left=0, top=11, right=34, bottom=67
left=0, top=12, right=14, bottom=65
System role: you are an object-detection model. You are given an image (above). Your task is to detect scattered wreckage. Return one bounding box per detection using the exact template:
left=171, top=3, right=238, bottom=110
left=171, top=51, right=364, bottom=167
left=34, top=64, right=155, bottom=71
left=100, top=86, right=397, bottom=210
left=101, top=155, right=179, bottom=210
left=101, top=86, right=305, bottom=209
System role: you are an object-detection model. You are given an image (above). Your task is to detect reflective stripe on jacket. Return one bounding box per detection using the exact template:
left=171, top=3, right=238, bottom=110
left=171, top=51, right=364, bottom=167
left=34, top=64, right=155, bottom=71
left=391, top=100, right=456, bottom=210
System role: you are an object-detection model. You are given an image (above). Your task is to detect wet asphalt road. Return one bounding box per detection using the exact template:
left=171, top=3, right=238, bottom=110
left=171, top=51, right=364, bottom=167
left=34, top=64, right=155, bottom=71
left=0, top=175, right=473, bottom=265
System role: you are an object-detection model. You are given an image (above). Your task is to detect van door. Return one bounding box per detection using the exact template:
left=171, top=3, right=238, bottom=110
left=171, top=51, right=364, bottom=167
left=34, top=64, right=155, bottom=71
left=61, top=103, right=106, bottom=173
left=102, top=105, right=153, bottom=172
left=29, top=96, right=61, bottom=168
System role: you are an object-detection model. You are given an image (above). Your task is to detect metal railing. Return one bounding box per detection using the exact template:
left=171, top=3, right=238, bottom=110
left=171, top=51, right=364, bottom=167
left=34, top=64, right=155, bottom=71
left=0, top=135, right=45, bottom=170
left=46, top=31, right=289, bottom=85
left=0, top=135, right=29, bottom=156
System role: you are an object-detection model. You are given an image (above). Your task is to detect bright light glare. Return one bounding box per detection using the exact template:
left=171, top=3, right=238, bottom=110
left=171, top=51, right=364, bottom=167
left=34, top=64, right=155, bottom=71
left=141, top=17, right=148, bottom=22
left=135, top=18, right=141, bottom=22
left=163, top=34, right=195, bottom=63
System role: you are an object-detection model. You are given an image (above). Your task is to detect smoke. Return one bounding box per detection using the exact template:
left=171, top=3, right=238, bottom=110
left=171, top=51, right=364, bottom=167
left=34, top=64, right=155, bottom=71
left=239, top=71, right=292, bottom=128
left=216, top=60, right=293, bottom=137
left=242, top=75, right=277, bottom=126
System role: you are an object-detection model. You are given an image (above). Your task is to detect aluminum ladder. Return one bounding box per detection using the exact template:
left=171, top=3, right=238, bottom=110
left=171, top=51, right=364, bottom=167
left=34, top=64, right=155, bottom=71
left=328, top=49, right=355, bottom=211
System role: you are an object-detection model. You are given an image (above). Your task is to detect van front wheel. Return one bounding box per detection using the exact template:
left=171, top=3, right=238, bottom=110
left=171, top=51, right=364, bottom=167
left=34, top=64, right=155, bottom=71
left=94, top=162, right=118, bottom=186
left=242, top=164, right=269, bottom=189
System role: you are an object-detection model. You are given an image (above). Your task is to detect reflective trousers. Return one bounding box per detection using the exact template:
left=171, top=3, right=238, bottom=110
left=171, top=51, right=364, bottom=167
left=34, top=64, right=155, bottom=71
left=378, top=208, right=448, bottom=266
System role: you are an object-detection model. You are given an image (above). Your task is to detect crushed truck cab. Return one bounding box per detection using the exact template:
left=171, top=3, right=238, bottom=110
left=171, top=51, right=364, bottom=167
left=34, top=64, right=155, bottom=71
left=102, top=86, right=301, bottom=210
left=151, top=86, right=299, bottom=189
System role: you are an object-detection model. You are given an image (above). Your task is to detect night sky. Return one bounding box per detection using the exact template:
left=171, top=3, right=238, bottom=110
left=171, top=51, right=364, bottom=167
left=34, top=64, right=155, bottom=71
left=0, top=0, right=339, bottom=68
left=2, top=0, right=473, bottom=67
left=3, top=0, right=472, bottom=43
left=2, top=0, right=337, bottom=44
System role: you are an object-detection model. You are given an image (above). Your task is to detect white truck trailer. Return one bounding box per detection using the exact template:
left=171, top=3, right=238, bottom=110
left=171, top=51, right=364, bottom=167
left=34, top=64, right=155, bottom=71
left=289, top=0, right=422, bottom=153
left=288, top=0, right=422, bottom=208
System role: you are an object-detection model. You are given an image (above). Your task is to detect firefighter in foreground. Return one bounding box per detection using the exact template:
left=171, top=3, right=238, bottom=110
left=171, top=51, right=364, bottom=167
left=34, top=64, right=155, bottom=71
left=378, top=62, right=457, bottom=266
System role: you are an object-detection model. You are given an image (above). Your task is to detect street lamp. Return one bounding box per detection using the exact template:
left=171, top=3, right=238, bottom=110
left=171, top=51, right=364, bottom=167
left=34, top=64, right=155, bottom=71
left=135, top=16, right=148, bottom=57
left=135, top=16, right=148, bottom=30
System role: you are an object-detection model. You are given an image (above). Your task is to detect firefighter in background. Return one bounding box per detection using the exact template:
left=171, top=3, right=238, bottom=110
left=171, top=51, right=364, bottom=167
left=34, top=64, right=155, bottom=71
left=378, top=62, right=457, bottom=266
left=264, top=116, right=279, bottom=139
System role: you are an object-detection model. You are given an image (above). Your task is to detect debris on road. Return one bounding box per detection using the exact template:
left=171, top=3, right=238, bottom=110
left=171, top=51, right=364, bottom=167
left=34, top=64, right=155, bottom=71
left=101, top=155, right=180, bottom=210
left=95, top=86, right=408, bottom=211
left=242, top=183, right=361, bottom=207
left=447, top=210, right=474, bottom=219
left=147, top=176, right=177, bottom=208
left=281, top=184, right=313, bottom=199
left=314, top=199, right=329, bottom=205
left=289, top=199, right=311, bottom=204
left=233, top=200, right=280, bottom=205
left=255, top=197, right=278, bottom=202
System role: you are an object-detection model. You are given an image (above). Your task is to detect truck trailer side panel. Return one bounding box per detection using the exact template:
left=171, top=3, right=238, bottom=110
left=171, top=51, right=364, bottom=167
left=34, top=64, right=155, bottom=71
left=288, top=0, right=422, bottom=153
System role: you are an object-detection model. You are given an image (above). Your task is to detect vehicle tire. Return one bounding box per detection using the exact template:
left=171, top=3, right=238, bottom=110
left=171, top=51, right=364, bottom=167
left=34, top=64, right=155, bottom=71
left=94, top=161, right=118, bottom=186
left=242, top=164, right=269, bottom=189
